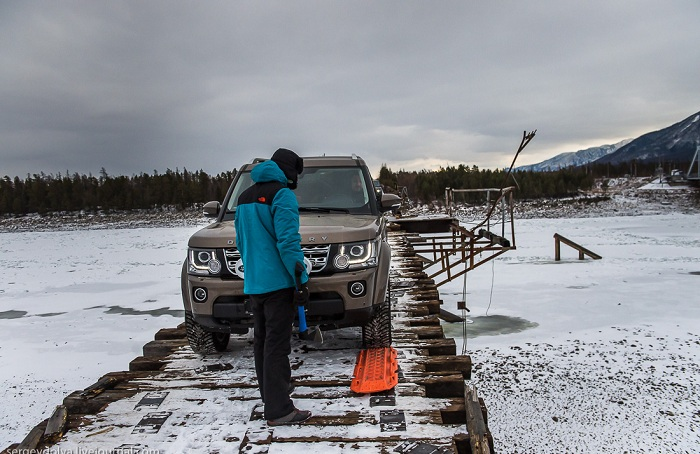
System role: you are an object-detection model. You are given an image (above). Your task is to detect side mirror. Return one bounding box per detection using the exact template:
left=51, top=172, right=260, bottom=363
left=202, top=201, right=221, bottom=218
left=372, top=180, right=384, bottom=199
left=380, top=193, right=401, bottom=213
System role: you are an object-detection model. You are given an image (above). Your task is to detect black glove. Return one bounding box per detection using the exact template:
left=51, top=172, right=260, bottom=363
left=293, top=261, right=308, bottom=306
left=294, top=285, right=309, bottom=306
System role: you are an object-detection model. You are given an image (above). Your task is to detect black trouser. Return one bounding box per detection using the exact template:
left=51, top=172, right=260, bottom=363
left=250, top=287, right=296, bottom=420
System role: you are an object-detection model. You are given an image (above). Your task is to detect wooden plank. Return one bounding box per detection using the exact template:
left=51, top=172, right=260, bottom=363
left=42, top=405, right=68, bottom=444
left=399, top=316, right=442, bottom=327
left=464, top=383, right=491, bottom=454
left=392, top=216, right=459, bottom=234
left=142, top=339, right=188, bottom=357
left=14, top=424, right=45, bottom=451
left=418, top=355, right=471, bottom=379
left=393, top=338, right=456, bottom=356
left=393, top=325, right=444, bottom=340
left=154, top=326, right=186, bottom=340
left=415, top=374, right=464, bottom=398
left=80, top=375, right=119, bottom=397
left=129, top=355, right=167, bottom=372
left=438, top=308, right=465, bottom=323
left=478, top=228, right=511, bottom=247
left=63, top=389, right=138, bottom=415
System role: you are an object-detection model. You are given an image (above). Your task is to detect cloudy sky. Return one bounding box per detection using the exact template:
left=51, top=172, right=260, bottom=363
left=1, top=1, right=699, bottom=179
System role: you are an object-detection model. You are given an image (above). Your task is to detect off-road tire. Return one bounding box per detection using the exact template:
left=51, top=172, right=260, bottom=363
left=362, top=285, right=392, bottom=348
left=185, top=312, right=230, bottom=354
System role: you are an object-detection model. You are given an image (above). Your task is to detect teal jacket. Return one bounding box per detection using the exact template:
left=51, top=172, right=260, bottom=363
left=234, top=160, right=309, bottom=295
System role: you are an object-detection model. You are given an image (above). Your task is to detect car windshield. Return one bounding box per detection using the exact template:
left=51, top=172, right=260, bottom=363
left=226, top=166, right=374, bottom=215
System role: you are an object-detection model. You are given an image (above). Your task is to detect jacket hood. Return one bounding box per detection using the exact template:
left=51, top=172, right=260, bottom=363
left=251, top=160, right=288, bottom=185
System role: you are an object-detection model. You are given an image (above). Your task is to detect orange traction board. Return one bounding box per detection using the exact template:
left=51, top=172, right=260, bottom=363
left=350, top=347, right=399, bottom=394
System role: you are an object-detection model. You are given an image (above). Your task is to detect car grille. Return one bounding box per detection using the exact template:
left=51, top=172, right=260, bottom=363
left=301, top=244, right=331, bottom=272
left=224, top=245, right=330, bottom=276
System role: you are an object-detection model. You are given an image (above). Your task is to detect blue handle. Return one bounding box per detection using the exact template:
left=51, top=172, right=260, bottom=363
left=298, top=306, right=307, bottom=332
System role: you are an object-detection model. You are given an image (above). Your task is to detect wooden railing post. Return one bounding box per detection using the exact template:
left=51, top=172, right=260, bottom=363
left=554, top=233, right=602, bottom=261
left=555, top=235, right=561, bottom=261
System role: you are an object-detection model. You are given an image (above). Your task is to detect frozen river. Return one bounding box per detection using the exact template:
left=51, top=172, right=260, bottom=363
left=1, top=212, right=699, bottom=452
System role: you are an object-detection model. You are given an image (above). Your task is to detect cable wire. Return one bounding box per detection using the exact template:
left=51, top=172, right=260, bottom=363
left=485, top=259, right=495, bottom=316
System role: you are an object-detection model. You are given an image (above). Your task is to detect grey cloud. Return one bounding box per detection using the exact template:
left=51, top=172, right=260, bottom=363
left=1, top=1, right=699, bottom=179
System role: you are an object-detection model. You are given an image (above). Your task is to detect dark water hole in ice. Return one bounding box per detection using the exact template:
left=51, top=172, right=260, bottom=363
left=442, top=314, right=539, bottom=338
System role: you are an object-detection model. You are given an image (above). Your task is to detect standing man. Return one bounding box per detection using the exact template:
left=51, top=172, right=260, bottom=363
left=234, top=148, right=312, bottom=426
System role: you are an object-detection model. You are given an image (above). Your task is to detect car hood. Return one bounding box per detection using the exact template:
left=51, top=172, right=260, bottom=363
left=188, top=214, right=383, bottom=248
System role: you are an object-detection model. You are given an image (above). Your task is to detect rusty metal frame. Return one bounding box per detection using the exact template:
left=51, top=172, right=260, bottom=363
left=403, top=130, right=535, bottom=288
left=409, top=187, right=516, bottom=288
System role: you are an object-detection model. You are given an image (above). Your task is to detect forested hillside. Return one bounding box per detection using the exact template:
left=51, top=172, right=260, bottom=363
left=0, top=168, right=234, bottom=215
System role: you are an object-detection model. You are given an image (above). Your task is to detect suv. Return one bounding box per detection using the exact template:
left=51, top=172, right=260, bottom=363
left=181, top=155, right=401, bottom=354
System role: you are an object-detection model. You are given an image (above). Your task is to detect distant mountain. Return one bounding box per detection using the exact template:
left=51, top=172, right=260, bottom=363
left=517, top=139, right=632, bottom=172
left=595, top=111, right=700, bottom=165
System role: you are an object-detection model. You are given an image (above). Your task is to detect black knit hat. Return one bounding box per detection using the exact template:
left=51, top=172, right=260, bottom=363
left=271, top=148, right=303, bottom=189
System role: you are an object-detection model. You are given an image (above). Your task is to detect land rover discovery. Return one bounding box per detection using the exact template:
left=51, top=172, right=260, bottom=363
left=181, top=155, right=400, bottom=354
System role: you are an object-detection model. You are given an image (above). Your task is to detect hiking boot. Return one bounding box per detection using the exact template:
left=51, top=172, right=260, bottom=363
left=267, top=409, right=312, bottom=426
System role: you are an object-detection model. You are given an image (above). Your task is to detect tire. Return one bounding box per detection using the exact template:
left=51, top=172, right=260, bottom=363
left=212, top=332, right=231, bottom=352
left=362, top=284, right=392, bottom=348
left=185, top=312, right=230, bottom=354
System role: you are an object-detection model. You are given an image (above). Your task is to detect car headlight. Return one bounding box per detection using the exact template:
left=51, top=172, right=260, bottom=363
left=188, top=248, right=222, bottom=276
left=333, top=240, right=378, bottom=271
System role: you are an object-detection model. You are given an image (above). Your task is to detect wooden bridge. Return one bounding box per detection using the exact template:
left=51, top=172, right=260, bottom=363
left=4, top=232, right=494, bottom=454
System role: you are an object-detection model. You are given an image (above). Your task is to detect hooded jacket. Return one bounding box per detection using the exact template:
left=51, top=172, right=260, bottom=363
left=234, top=160, right=309, bottom=295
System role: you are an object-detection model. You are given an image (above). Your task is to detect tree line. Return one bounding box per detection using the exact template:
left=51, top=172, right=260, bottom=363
left=0, top=159, right=684, bottom=215
left=0, top=168, right=235, bottom=215
left=378, top=160, right=669, bottom=203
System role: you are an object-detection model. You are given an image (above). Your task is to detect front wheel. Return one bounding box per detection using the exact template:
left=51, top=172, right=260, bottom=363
left=362, top=285, right=392, bottom=348
left=185, top=312, right=230, bottom=354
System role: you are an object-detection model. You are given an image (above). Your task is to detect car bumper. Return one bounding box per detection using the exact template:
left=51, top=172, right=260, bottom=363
left=184, top=264, right=386, bottom=331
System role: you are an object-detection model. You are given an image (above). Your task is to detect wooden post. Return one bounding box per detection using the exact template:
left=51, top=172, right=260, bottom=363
left=555, top=236, right=561, bottom=261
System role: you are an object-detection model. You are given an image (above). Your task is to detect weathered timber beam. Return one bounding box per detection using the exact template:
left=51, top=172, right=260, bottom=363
left=142, top=339, right=189, bottom=357
left=414, top=374, right=465, bottom=398
left=129, top=355, right=168, bottom=372
left=42, top=405, right=68, bottom=444
left=419, top=355, right=471, bottom=379
left=465, top=382, right=492, bottom=454
left=80, top=375, right=119, bottom=397
left=439, top=308, right=465, bottom=323
left=154, top=326, right=186, bottom=340
left=13, top=424, right=45, bottom=451
left=392, top=325, right=444, bottom=340
left=392, top=338, right=456, bottom=356
left=397, top=314, right=441, bottom=327
left=478, top=228, right=511, bottom=247
left=63, top=390, right=138, bottom=415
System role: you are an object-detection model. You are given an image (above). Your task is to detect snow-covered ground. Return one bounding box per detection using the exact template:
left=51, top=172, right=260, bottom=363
left=1, top=190, right=699, bottom=451
left=0, top=224, right=205, bottom=448
left=438, top=213, right=700, bottom=453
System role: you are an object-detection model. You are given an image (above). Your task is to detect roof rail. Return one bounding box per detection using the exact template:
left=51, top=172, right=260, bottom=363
left=252, top=157, right=267, bottom=163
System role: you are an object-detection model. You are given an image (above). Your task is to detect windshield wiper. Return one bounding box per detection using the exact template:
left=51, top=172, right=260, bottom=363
left=299, top=207, right=350, bottom=213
